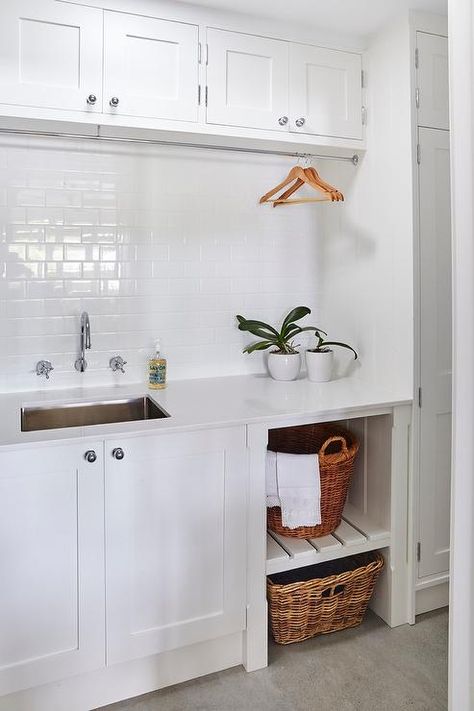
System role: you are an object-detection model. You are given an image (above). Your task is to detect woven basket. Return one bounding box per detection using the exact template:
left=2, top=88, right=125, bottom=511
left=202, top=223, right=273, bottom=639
left=267, top=551, right=384, bottom=645
left=267, top=423, right=359, bottom=538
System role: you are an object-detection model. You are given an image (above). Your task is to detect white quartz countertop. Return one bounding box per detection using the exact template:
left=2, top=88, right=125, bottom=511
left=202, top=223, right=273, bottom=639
left=0, top=374, right=412, bottom=449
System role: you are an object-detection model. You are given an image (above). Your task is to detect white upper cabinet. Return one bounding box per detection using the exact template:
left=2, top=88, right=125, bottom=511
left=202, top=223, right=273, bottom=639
left=0, top=0, right=102, bottom=113
left=103, top=12, right=199, bottom=122
left=289, top=43, right=363, bottom=139
left=0, top=442, right=105, bottom=696
left=416, top=32, right=449, bottom=130
left=206, top=29, right=289, bottom=131
left=105, top=428, right=247, bottom=665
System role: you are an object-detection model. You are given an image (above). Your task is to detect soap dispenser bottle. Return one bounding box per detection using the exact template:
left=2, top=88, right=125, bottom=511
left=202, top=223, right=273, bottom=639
left=148, top=339, right=167, bottom=390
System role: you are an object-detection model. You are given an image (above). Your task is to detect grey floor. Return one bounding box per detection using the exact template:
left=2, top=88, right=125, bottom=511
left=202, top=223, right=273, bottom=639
left=98, top=609, right=448, bottom=711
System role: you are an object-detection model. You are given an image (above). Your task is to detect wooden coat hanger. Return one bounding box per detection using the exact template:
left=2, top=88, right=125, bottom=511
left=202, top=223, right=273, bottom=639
left=259, top=161, right=344, bottom=207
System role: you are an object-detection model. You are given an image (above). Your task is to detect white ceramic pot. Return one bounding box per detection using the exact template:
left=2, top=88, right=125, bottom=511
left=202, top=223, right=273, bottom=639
left=267, top=352, right=301, bottom=381
left=306, top=349, right=334, bottom=382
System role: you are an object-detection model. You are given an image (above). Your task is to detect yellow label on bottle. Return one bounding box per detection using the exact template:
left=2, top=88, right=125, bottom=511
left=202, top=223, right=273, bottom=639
left=149, top=359, right=166, bottom=389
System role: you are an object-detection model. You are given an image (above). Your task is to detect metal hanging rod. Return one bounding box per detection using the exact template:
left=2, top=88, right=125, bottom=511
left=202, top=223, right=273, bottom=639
left=0, top=127, right=360, bottom=165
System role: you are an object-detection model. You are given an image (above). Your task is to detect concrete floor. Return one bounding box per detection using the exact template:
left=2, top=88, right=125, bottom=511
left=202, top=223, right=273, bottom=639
left=98, top=609, right=448, bottom=711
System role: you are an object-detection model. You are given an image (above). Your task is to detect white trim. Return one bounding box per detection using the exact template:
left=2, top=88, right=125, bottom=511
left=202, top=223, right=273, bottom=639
left=448, top=0, right=474, bottom=709
left=416, top=583, right=449, bottom=616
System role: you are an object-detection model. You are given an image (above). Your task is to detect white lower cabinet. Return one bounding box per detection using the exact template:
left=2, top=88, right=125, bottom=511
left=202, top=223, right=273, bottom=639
left=0, top=442, right=105, bottom=696
left=104, top=427, right=248, bottom=664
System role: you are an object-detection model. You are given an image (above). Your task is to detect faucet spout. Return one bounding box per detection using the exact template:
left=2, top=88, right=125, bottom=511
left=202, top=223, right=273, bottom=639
left=75, top=311, right=91, bottom=372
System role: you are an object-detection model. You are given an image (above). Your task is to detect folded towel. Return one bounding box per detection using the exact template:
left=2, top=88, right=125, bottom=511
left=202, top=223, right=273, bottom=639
left=266, top=450, right=321, bottom=529
left=266, top=450, right=280, bottom=508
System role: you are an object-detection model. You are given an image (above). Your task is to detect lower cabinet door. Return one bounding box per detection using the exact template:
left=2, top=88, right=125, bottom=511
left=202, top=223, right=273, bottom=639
left=0, top=442, right=105, bottom=695
left=105, top=427, right=247, bottom=664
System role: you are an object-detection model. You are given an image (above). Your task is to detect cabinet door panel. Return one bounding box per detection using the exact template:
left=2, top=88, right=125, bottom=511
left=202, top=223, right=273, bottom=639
left=0, top=0, right=102, bottom=113
left=418, top=127, right=451, bottom=579
left=0, top=442, right=105, bottom=695
left=206, top=29, right=289, bottom=131
left=416, top=32, right=449, bottom=130
left=104, top=12, right=199, bottom=122
left=105, top=428, right=247, bottom=664
left=290, top=44, right=362, bottom=139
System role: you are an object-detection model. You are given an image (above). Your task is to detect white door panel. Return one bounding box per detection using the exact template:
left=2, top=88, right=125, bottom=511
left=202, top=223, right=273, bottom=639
left=105, top=428, right=247, bottom=664
left=418, top=126, right=452, bottom=579
left=416, top=32, right=449, bottom=130
left=206, top=28, right=289, bottom=131
left=290, top=44, right=363, bottom=139
left=104, top=12, right=199, bottom=122
left=0, top=442, right=105, bottom=695
left=0, top=0, right=102, bottom=113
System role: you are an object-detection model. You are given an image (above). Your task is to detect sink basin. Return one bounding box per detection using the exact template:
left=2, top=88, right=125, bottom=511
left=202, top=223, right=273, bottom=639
left=21, top=396, right=170, bottom=432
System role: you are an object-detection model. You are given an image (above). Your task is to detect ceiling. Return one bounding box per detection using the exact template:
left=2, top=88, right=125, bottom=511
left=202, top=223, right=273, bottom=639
left=183, top=0, right=447, bottom=38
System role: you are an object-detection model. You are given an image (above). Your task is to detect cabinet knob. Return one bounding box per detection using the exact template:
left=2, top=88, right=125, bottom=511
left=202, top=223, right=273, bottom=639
left=278, top=116, right=288, bottom=126
left=295, top=117, right=306, bottom=127
left=87, top=94, right=97, bottom=105
left=112, top=447, right=125, bottom=460
left=109, top=97, right=120, bottom=107
left=84, top=450, right=97, bottom=463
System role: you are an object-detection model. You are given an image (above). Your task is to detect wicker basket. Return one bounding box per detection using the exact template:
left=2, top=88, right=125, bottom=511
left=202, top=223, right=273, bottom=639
left=267, top=551, right=384, bottom=645
left=267, top=423, right=359, bottom=538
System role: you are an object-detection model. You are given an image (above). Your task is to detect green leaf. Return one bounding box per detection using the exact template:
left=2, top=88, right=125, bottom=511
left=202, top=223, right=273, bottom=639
left=243, top=340, right=273, bottom=354
left=320, top=341, right=358, bottom=359
left=280, top=306, right=311, bottom=336
left=236, top=317, right=280, bottom=338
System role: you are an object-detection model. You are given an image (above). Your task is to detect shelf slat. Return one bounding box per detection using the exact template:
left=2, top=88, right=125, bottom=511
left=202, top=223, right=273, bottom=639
left=310, top=534, right=342, bottom=553
left=333, top=519, right=367, bottom=546
left=342, top=503, right=389, bottom=541
left=267, top=533, right=290, bottom=564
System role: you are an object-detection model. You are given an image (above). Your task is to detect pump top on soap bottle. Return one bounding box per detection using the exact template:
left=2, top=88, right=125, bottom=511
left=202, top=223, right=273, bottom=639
left=148, top=338, right=167, bottom=390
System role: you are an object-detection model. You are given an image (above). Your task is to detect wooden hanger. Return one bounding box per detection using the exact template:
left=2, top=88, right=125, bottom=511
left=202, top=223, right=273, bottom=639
left=259, top=163, right=344, bottom=207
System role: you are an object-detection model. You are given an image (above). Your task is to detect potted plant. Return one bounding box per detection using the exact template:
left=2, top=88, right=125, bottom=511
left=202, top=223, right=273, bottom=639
left=236, top=306, right=318, bottom=381
left=306, top=329, right=358, bottom=382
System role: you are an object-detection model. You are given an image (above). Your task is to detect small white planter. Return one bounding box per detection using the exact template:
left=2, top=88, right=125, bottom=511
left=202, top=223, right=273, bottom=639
left=306, top=349, right=334, bottom=382
left=267, top=352, right=301, bottom=381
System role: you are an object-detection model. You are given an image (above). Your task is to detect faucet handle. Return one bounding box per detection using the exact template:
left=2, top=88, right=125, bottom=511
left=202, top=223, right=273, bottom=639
left=109, top=355, right=127, bottom=374
left=36, top=360, right=54, bottom=380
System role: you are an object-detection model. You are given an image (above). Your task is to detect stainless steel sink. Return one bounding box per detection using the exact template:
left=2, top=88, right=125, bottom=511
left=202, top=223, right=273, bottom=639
left=21, top=396, right=170, bottom=432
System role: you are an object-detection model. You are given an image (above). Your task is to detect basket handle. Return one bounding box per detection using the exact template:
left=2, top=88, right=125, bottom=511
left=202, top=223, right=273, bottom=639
left=319, top=435, right=348, bottom=457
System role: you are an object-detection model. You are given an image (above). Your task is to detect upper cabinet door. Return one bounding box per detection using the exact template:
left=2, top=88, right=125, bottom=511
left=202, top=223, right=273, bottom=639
left=289, top=44, right=363, bottom=139
left=416, top=32, right=449, bottom=130
left=104, top=12, right=199, bottom=122
left=0, top=0, right=102, bottom=113
left=206, top=29, right=289, bottom=131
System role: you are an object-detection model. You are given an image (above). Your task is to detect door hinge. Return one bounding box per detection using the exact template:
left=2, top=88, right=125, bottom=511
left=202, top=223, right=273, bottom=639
left=198, top=84, right=201, bottom=106
left=361, top=105, right=367, bottom=125
left=416, top=143, right=421, bottom=165
left=415, top=87, right=420, bottom=109
left=205, top=85, right=208, bottom=107
left=416, top=541, right=421, bottom=562
left=418, top=386, right=422, bottom=407
left=361, top=69, right=366, bottom=88
left=198, top=42, right=202, bottom=64
left=415, top=47, right=419, bottom=69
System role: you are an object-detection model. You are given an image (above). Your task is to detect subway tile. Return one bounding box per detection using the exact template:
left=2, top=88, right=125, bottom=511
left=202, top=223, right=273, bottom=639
left=64, top=208, right=99, bottom=226
left=8, top=187, right=45, bottom=207
left=46, top=189, right=82, bottom=208
left=64, top=279, right=100, bottom=297
left=45, top=226, right=82, bottom=243
left=7, top=225, right=45, bottom=243
left=27, top=280, right=65, bottom=299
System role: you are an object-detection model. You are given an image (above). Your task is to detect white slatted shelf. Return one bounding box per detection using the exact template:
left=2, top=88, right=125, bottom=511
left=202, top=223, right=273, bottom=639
left=266, top=513, right=390, bottom=575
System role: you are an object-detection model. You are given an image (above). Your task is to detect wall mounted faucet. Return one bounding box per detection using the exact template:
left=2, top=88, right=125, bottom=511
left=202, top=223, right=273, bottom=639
left=109, top=355, right=127, bottom=373
left=74, top=311, right=91, bottom=372
left=36, top=360, right=54, bottom=379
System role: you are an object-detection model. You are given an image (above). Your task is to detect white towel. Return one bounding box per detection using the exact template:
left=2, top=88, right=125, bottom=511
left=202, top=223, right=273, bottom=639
left=266, top=450, right=321, bottom=529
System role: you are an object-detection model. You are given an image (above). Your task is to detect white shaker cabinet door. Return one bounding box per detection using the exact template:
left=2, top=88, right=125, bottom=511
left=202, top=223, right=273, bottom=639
left=0, top=442, right=105, bottom=695
left=206, top=29, right=289, bottom=131
left=0, top=0, right=103, bottom=113
left=105, top=428, right=247, bottom=665
left=104, top=12, right=199, bottom=122
left=418, top=127, right=452, bottom=579
left=416, top=32, right=449, bottom=131
left=289, top=43, right=363, bottom=139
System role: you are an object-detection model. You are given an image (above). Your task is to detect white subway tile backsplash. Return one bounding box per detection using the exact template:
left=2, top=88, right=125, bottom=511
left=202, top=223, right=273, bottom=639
left=0, top=137, right=321, bottom=391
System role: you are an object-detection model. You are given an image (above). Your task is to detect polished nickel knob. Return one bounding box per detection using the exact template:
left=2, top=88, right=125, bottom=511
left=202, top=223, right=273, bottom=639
left=112, top=447, right=124, bottom=460
left=36, top=360, right=54, bottom=380
left=278, top=116, right=288, bottom=126
left=87, top=94, right=97, bottom=105
left=109, top=355, right=127, bottom=374
left=295, top=117, right=306, bottom=127
left=84, top=450, right=97, bottom=463
left=109, top=97, right=120, bottom=107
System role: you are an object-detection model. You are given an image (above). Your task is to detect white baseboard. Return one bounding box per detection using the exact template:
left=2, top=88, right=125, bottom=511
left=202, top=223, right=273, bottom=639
left=0, top=633, right=244, bottom=711
left=415, top=582, right=449, bottom=615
